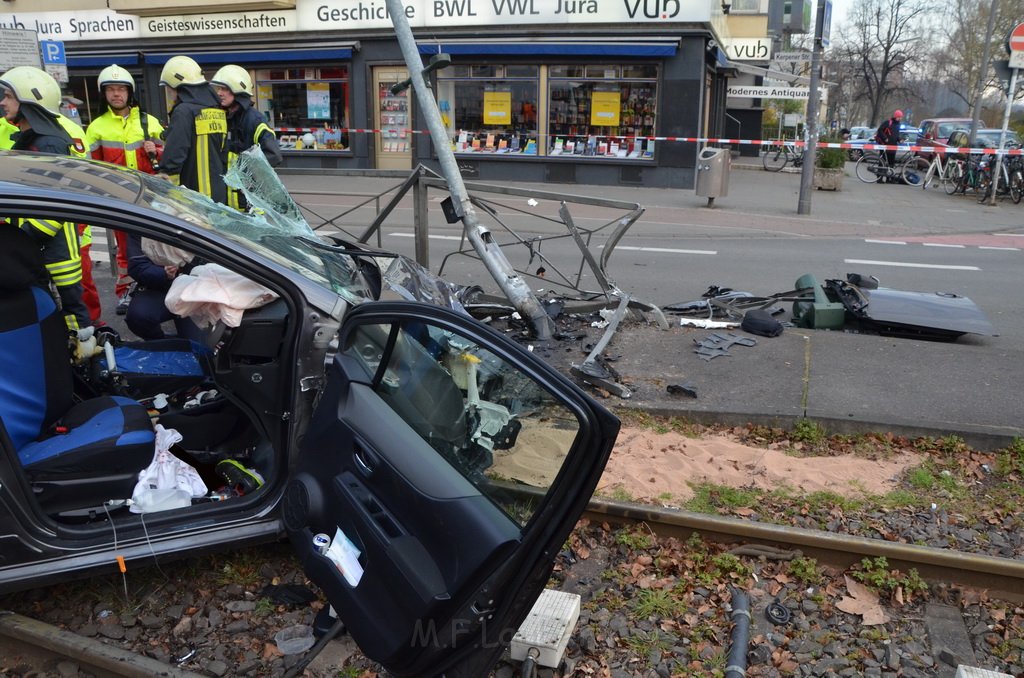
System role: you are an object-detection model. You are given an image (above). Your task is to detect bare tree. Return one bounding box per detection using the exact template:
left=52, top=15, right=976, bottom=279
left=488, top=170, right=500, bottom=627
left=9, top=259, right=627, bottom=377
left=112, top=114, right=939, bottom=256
left=934, top=0, right=1021, bottom=113
left=833, top=0, right=932, bottom=126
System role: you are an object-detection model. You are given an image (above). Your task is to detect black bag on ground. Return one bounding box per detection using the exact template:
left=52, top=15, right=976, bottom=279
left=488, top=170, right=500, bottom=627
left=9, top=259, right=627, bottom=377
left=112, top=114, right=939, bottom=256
left=742, top=309, right=783, bottom=337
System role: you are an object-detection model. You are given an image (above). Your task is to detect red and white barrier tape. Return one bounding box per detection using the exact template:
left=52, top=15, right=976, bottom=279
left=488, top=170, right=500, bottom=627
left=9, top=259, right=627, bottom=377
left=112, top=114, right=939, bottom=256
left=274, top=128, right=1024, bottom=156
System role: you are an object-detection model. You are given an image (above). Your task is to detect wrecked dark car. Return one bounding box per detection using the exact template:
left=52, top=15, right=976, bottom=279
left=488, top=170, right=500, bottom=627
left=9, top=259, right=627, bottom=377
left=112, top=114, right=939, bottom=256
left=0, top=152, right=619, bottom=677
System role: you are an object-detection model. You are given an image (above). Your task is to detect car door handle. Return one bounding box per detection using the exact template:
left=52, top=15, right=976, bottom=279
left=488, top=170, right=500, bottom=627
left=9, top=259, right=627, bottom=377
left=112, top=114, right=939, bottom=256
left=353, top=448, right=375, bottom=477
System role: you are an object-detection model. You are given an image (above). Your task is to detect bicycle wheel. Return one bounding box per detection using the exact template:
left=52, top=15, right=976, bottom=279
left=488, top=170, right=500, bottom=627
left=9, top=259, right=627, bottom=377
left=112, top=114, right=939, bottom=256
left=855, top=155, right=883, bottom=183
left=901, top=157, right=926, bottom=186
left=976, top=172, right=991, bottom=202
left=762, top=147, right=788, bottom=172
left=943, top=161, right=963, bottom=195
left=1009, top=169, right=1023, bottom=205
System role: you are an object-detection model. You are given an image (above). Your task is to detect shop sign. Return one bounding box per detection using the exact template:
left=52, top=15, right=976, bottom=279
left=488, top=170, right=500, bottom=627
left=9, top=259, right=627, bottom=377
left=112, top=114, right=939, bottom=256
left=727, top=85, right=809, bottom=99
left=0, top=9, right=139, bottom=41
left=483, top=91, right=511, bottom=125
left=725, top=38, right=771, bottom=62
left=300, top=0, right=710, bottom=31
left=590, top=90, right=621, bottom=126
left=141, top=11, right=296, bottom=38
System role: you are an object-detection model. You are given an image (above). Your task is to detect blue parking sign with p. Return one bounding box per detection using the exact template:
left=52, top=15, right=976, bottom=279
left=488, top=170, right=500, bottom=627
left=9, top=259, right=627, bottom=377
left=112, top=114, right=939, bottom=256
left=41, top=41, right=66, bottom=65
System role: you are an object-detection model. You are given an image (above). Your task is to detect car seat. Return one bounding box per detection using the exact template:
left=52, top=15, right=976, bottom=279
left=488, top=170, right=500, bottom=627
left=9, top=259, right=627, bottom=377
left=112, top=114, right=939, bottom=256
left=0, top=286, right=155, bottom=514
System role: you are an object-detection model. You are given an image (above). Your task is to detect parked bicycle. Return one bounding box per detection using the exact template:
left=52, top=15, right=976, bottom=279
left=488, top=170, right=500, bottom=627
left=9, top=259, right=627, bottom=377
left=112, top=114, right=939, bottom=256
left=854, top=151, right=920, bottom=184
left=978, top=147, right=1024, bottom=204
left=762, top=143, right=804, bottom=172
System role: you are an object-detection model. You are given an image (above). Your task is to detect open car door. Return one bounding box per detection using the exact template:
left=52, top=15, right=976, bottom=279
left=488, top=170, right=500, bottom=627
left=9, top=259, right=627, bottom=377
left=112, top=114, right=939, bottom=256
left=282, top=301, right=619, bottom=677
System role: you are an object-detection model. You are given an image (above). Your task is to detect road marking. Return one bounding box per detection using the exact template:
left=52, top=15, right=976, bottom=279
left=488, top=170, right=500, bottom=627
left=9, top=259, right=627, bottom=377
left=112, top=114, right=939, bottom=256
left=601, top=245, right=718, bottom=255
left=865, top=239, right=906, bottom=245
left=979, top=246, right=1020, bottom=251
left=922, top=243, right=965, bottom=248
left=844, top=259, right=979, bottom=271
left=389, top=232, right=463, bottom=241
left=994, top=233, right=1024, bottom=237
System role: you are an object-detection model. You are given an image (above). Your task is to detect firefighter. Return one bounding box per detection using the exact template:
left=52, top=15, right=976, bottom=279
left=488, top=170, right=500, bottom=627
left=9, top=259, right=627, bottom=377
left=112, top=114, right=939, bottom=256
left=0, top=66, right=91, bottom=331
left=0, top=115, right=16, bottom=149
left=210, top=64, right=282, bottom=211
left=86, top=64, right=165, bottom=314
left=158, top=55, right=228, bottom=205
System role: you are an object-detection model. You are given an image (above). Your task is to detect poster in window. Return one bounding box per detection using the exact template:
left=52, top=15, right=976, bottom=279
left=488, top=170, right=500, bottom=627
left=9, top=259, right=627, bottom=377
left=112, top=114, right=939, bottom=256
left=307, top=83, right=331, bottom=120
left=590, top=91, right=621, bottom=127
left=483, top=91, right=512, bottom=125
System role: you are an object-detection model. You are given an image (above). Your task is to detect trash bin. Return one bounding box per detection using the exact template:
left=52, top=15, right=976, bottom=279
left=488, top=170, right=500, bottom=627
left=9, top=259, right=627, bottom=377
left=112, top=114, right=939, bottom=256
left=695, top=147, right=730, bottom=206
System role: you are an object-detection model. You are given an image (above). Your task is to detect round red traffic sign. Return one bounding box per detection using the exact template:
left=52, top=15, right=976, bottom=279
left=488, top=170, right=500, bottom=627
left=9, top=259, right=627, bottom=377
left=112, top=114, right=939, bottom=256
left=1009, top=23, right=1024, bottom=53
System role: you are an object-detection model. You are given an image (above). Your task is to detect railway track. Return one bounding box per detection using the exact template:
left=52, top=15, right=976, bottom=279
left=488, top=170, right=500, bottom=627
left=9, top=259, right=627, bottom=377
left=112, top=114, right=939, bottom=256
left=0, top=611, right=203, bottom=677
left=584, top=496, right=1024, bottom=602
left=2, top=493, right=1021, bottom=675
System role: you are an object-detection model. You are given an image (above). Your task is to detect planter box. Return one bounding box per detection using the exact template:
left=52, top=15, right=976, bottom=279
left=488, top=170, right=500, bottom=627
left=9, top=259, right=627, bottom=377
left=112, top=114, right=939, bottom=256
left=814, top=167, right=844, bottom=191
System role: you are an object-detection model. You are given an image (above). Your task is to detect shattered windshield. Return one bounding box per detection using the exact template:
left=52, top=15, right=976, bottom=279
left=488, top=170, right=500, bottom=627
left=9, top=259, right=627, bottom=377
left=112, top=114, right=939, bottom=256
left=134, top=148, right=470, bottom=313
left=135, top=160, right=375, bottom=305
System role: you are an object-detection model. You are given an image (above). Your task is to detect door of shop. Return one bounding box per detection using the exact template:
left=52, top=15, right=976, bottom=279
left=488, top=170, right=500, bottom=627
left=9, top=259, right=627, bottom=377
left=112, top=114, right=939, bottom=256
left=373, top=66, right=413, bottom=170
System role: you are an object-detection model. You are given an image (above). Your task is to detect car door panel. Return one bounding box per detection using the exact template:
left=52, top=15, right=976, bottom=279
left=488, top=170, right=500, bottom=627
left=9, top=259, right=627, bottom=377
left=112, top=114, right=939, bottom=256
left=284, top=301, right=619, bottom=677
left=288, top=378, right=520, bottom=663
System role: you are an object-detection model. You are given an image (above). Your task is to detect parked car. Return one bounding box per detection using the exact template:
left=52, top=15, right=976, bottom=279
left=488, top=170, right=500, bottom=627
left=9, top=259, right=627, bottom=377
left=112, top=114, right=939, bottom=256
left=975, top=128, right=1021, bottom=149
left=845, top=124, right=919, bottom=161
left=917, top=118, right=973, bottom=158
left=0, top=151, right=619, bottom=676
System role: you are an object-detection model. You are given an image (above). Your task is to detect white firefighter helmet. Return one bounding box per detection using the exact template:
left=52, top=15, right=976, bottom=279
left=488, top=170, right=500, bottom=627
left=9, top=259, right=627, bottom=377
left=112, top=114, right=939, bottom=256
left=159, top=55, right=205, bottom=88
left=0, top=66, right=62, bottom=115
left=97, top=64, right=136, bottom=93
left=210, top=65, right=253, bottom=96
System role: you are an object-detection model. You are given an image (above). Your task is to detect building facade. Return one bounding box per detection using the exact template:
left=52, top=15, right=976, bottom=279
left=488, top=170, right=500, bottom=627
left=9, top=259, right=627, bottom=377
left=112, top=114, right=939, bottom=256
left=2, top=0, right=749, bottom=188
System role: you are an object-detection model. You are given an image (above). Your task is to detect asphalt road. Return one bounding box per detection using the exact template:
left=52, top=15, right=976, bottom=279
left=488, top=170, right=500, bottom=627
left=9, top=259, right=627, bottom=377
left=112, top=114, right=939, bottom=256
left=85, top=160, right=1024, bottom=444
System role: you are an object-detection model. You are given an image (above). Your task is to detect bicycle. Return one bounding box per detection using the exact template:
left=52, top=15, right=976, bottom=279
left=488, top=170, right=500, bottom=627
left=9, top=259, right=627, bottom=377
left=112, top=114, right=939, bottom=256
left=978, top=148, right=1024, bottom=204
left=762, top=143, right=804, bottom=172
left=855, top=151, right=918, bottom=184
left=916, top=151, right=954, bottom=190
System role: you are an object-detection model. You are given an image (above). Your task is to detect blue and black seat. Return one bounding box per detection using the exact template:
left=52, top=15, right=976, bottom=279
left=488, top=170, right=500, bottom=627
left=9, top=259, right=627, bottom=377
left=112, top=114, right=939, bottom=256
left=0, top=285, right=155, bottom=514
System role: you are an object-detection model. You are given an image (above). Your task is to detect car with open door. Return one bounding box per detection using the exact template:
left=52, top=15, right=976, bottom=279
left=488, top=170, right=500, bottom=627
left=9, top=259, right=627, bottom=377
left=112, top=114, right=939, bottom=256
left=0, top=151, right=619, bottom=676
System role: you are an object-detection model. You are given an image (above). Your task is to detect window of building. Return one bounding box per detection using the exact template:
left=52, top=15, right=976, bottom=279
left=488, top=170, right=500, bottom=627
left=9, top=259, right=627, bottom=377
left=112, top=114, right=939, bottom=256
left=436, top=64, right=539, bottom=155
left=255, top=66, right=351, bottom=151
left=548, top=64, right=659, bottom=159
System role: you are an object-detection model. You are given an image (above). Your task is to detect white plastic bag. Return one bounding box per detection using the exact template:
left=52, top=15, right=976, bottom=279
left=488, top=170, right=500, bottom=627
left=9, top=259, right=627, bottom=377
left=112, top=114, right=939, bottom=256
left=130, top=425, right=208, bottom=513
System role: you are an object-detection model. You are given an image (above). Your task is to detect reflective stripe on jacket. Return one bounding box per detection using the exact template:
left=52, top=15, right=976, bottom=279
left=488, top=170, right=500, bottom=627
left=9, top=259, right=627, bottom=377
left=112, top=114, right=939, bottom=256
left=86, top=107, right=165, bottom=173
left=161, top=85, right=228, bottom=205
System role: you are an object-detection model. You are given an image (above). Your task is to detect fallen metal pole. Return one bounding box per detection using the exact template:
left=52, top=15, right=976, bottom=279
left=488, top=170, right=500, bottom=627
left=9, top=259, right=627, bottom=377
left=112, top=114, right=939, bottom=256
left=384, top=0, right=555, bottom=339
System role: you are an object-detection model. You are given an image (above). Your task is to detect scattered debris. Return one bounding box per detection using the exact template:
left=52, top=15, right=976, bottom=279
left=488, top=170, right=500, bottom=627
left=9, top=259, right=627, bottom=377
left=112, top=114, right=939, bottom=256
left=694, top=333, right=757, bottom=361
left=666, top=382, right=698, bottom=398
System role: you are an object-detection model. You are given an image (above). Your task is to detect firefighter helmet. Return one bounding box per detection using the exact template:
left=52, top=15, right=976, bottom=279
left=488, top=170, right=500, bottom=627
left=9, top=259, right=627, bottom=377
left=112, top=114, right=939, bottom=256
left=210, top=65, right=253, bottom=96
left=97, top=64, right=136, bottom=93
left=0, top=66, right=62, bottom=115
left=159, top=55, right=205, bottom=88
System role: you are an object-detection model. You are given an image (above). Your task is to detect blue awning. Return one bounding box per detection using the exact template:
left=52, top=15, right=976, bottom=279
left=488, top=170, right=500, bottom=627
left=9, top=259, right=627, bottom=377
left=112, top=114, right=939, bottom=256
left=69, top=47, right=353, bottom=69
left=69, top=54, right=139, bottom=68
left=417, top=41, right=677, bottom=57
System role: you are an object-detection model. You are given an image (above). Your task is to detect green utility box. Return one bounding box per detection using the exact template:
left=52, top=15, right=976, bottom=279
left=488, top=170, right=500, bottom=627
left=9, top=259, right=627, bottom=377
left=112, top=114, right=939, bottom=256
left=791, top=274, right=846, bottom=330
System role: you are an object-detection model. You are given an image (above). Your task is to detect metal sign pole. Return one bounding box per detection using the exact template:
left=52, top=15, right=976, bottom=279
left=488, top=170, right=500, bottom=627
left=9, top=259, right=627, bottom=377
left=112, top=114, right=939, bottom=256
left=383, top=0, right=554, bottom=339
left=988, top=66, right=1019, bottom=205
left=797, top=2, right=826, bottom=215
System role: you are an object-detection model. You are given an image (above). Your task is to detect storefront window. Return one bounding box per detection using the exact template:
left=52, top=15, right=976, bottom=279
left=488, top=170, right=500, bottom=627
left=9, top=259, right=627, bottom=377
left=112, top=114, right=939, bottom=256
left=255, top=66, right=350, bottom=151
left=436, top=65, right=539, bottom=155
left=548, top=64, right=658, bottom=159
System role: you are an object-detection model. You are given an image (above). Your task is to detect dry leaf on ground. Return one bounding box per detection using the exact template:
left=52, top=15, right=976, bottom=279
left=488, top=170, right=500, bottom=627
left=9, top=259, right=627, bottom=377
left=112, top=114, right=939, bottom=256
left=835, top=575, right=889, bottom=625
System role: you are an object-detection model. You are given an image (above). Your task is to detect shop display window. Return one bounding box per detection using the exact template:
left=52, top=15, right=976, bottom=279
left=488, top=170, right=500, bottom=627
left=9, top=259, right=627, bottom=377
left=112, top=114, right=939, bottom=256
left=255, top=67, right=351, bottom=151
left=436, top=65, right=540, bottom=155
left=548, top=64, right=658, bottom=159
